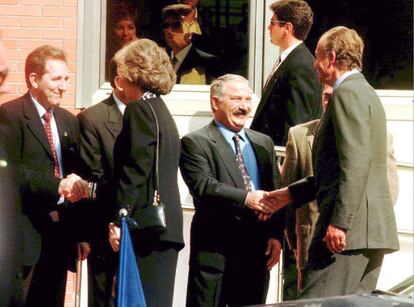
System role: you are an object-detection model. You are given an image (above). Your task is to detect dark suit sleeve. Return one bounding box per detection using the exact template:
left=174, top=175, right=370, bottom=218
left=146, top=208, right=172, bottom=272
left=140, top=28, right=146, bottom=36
left=180, top=135, right=248, bottom=210
left=288, top=176, right=316, bottom=207
left=114, top=101, right=156, bottom=212
left=264, top=136, right=285, bottom=242
left=329, top=89, right=371, bottom=230
left=78, top=112, right=104, bottom=181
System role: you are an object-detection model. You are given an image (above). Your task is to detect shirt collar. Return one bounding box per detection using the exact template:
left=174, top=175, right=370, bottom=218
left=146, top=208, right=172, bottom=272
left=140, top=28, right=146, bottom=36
left=280, top=40, right=303, bottom=63
left=30, top=92, right=53, bottom=118
left=173, top=43, right=192, bottom=64
left=333, top=69, right=359, bottom=90
left=113, top=92, right=126, bottom=115
left=214, top=120, right=247, bottom=142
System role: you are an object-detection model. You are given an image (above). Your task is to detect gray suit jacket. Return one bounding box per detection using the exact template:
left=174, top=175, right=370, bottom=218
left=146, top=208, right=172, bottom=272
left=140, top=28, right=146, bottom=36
left=180, top=122, right=284, bottom=267
left=282, top=119, right=400, bottom=270
left=289, top=73, right=399, bottom=264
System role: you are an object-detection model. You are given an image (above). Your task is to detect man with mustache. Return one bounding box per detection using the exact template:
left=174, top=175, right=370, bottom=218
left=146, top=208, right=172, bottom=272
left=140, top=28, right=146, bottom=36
left=180, top=74, right=285, bottom=306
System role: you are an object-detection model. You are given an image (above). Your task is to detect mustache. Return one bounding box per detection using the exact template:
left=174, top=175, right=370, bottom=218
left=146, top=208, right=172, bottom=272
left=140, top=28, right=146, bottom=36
left=233, top=108, right=249, bottom=116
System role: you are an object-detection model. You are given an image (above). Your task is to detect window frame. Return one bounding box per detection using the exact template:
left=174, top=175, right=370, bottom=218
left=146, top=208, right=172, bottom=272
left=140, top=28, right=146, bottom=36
left=76, top=0, right=413, bottom=109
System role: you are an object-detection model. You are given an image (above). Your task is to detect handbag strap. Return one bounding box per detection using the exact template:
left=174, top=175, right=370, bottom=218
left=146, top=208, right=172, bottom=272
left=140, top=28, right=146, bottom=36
left=142, top=92, right=160, bottom=202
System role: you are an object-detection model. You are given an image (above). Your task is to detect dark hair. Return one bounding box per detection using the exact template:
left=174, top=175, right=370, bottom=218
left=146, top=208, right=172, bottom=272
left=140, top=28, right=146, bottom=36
left=112, top=2, right=138, bottom=25
left=25, top=45, right=67, bottom=89
left=270, top=0, right=313, bottom=40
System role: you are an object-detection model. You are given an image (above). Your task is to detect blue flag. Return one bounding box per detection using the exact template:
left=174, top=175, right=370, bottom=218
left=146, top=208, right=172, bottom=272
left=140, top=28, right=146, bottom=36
left=117, top=217, right=147, bottom=307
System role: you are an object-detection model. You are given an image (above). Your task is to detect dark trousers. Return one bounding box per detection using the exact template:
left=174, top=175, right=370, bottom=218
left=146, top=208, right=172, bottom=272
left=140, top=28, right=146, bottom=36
left=88, top=251, right=117, bottom=307
left=186, top=251, right=269, bottom=307
left=25, top=224, right=71, bottom=307
left=299, top=249, right=385, bottom=299
left=131, top=237, right=179, bottom=307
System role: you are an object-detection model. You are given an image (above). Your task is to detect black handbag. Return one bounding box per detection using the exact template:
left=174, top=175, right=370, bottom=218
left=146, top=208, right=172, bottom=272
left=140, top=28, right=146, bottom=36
left=126, top=94, right=167, bottom=235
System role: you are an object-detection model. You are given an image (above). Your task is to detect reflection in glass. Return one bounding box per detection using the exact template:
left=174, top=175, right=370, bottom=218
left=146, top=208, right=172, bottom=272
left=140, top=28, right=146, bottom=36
left=105, top=0, right=250, bottom=84
left=307, top=0, right=413, bottom=90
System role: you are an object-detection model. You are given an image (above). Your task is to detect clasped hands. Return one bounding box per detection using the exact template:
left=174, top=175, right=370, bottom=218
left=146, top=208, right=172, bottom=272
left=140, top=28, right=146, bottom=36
left=58, top=173, right=90, bottom=202
left=246, top=187, right=292, bottom=221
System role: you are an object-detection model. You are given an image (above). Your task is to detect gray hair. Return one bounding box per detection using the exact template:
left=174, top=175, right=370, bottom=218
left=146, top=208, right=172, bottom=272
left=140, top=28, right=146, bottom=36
left=210, top=74, right=249, bottom=101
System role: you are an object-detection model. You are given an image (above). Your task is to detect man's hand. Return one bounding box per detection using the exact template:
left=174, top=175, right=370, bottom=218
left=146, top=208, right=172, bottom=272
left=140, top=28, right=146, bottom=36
left=246, top=190, right=275, bottom=214
left=77, top=242, right=91, bottom=260
left=108, top=223, right=121, bottom=252
left=323, top=224, right=347, bottom=253
left=265, top=238, right=282, bottom=270
left=58, top=173, right=89, bottom=202
left=267, top=187, right=292, bottom=212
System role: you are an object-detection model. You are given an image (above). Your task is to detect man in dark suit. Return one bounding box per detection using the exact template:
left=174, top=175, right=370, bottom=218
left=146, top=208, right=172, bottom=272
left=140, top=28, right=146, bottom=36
left=0, top=38, right=24, bottom=307
left=78, top=59, right=127, bottom=306
left=269, top=27, right=399, bottom=298
left=0, top=45, right=90, bottom=307
left=180, top=74, right=285, bottom=306
left=250, top=0, right=322, bottom=146
left=162, top=4, right=222, bottom=85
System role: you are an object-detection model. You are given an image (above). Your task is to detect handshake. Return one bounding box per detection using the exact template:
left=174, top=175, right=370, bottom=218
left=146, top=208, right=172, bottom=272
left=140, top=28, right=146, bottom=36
left=58, top=173, right=97, bottom=203
left=246, top=187, right=292, bottom=221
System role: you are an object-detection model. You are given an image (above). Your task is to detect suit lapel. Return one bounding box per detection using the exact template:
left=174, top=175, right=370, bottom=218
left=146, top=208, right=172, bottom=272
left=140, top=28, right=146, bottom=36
left=257, top=43, right=306, bottom=117
left=177, top=47, right=197, bottom=76
left=245, top=129, right=271, bottom=189
left=208, top=123, right=245, bottom=189
left=103, top=95, right=123, bottom=139
left=23, top=94, right=53, bottom=157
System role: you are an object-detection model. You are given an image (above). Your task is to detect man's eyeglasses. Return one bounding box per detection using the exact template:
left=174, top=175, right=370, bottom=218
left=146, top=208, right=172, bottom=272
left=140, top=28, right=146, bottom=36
left=270, top=19, right=287, bottom=26
left=161, top=21, right=182, bottom=31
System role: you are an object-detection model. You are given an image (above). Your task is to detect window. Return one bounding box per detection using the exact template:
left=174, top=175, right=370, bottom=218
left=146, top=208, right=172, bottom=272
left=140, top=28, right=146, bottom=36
left=306, top=0, right=413, bottom=90
left=105, top=0, right=250, bottom=85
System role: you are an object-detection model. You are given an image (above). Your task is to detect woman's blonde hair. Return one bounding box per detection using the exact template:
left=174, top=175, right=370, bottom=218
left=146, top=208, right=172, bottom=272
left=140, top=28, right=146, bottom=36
left=114, top=38, right=176, bottom=95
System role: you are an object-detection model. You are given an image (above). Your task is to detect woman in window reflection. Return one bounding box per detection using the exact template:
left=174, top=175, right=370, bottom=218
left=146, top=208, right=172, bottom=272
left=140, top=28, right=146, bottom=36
left=106, top=3, right=138, bottom=80
left=109, top=38, right=184, bottom=307
left=112, top=3, right=137, bottom=48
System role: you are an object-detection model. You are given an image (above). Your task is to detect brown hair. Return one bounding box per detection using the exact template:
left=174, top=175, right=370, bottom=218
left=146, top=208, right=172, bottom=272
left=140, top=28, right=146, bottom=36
left=270, top=0, right=313, bottom=40
left=114, top=39, right=176, bottom=95
left=112, top=2, right=138, bottom=25
left=319, top=26, right=364, bottom=70
left=24, top=45, right=67, bottom=89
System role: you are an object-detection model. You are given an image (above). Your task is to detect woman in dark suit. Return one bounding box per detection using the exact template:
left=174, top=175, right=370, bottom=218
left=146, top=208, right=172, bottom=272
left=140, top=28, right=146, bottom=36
left=108, top=38, right=184, bottom=306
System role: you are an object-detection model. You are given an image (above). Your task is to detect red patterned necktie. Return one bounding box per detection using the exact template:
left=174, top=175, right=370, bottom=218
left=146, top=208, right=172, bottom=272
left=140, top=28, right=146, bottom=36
left=43, top=111, right=60, bottom=178
left=233, top=134, right=252, bottom=192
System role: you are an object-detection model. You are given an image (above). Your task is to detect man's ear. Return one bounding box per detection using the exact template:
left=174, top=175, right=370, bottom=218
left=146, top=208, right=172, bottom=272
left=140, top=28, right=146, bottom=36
left=328, top=51, right=336, bottom=66
left=211, top=96, right=220, bottom=112
left=114, top=76, right=123, bottom=92
left=29, top=72, right=39, bottom=89
left=284, top=22, right=294, bottom=36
